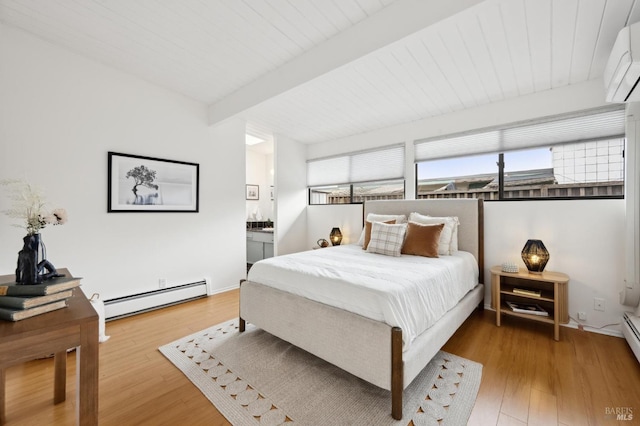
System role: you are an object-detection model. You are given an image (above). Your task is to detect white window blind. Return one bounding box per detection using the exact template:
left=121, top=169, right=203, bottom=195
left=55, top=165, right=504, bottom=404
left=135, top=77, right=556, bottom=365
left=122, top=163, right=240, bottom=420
left=414, top=108, right=625, bottom=162
left=307, top=144, right=405, bottom=187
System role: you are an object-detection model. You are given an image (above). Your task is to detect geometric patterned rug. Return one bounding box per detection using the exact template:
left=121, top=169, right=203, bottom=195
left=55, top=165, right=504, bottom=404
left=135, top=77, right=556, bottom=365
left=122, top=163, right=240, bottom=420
left=159, top=319, right=482, bottom=425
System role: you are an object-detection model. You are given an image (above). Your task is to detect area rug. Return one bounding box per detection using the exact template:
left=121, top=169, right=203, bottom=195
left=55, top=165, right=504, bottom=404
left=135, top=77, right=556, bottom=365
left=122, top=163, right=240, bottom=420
left=159, top=319, right=482, bottom=425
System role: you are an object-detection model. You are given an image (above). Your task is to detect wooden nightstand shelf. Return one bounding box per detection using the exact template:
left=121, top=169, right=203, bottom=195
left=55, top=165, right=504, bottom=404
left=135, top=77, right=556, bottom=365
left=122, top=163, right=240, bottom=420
left=491, top=265, right=569, bottom=341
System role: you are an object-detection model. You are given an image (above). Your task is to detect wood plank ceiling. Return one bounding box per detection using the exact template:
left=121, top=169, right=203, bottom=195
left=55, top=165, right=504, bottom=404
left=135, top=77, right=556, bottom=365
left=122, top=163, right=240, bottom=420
left=1, top=0, right=638, bottom=144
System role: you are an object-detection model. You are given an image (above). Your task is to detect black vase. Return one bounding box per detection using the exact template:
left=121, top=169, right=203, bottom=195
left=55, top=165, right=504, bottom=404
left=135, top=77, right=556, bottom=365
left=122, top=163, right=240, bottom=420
left=16, top=233, right=45, bottom=284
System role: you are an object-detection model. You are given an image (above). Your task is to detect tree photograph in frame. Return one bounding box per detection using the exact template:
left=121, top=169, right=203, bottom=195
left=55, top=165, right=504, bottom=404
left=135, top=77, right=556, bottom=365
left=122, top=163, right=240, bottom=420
left=246, top=184, right=259, bottom=200
left=108, top=152, right=199, bottom=212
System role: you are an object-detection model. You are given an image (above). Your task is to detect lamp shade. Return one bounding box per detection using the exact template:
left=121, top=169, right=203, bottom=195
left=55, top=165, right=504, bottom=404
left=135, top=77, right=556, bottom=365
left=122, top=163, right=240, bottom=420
left=330, top=227, right=343, bottom=246
left=521, top=239, right=549, bottom=274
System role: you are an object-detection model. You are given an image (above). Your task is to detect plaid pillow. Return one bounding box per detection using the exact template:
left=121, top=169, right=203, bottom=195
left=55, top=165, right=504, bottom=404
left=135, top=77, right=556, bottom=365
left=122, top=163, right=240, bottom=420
left=366, top=222, right=407, bottom=257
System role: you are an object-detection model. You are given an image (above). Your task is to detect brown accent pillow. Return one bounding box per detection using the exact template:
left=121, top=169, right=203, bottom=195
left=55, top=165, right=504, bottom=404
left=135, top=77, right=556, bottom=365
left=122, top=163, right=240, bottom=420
left=363, top=219, right=396, bottom=250
left=401, top=222, right=445, bottom=258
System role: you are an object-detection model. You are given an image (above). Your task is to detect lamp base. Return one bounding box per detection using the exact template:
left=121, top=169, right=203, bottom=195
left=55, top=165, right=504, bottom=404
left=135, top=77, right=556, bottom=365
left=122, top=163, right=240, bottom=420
left=527, top=270, right=544, bottom=275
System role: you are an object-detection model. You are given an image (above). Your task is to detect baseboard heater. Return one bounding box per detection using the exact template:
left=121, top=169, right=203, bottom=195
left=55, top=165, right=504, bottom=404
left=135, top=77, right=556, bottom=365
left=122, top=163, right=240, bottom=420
left=104, top=279, right=210, bottom=321
left=622, top=312, right=640, bottom=364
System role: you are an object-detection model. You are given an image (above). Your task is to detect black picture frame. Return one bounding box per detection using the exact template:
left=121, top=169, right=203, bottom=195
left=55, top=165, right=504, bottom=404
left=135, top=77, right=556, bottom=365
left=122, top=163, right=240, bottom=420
left=108, top=152, right=199, bottom=212
left=246, top=184, right=259, bottom=200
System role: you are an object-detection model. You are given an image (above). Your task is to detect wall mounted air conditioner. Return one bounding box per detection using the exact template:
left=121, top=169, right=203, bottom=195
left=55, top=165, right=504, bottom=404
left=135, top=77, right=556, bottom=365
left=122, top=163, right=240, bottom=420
left=605, top=22, right=640, bottom=103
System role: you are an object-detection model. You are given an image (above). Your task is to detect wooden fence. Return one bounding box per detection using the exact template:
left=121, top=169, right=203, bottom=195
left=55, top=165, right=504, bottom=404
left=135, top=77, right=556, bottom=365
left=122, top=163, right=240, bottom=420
left=322, top=181, right=623, bottom=203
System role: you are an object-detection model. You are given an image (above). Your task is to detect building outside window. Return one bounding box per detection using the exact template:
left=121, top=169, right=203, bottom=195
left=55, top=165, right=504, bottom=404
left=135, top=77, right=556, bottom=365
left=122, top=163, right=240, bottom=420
left=308, top=145, right=405, bottom=205
left=309, top=108, right=624, bottom=203
left=416, top=139, right=624, bottom=200
left=415, top=107, right=625, bottom=200
left=310, top=180, right=405, bottom=204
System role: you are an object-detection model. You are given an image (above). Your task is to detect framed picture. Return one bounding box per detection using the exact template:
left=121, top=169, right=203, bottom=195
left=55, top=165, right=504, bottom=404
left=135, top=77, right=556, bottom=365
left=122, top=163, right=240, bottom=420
left=108, top=152, right=199, bottom=212
left=246, top=184, right=259, bottom=200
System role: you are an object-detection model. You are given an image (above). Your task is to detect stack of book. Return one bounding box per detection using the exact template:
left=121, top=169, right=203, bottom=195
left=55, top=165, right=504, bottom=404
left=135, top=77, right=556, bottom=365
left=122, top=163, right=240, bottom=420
left=0, top=276, right=81, bottom=321
left=512, top=288, right=542, bottom=297
left=506, top=300, right=549, bottom=316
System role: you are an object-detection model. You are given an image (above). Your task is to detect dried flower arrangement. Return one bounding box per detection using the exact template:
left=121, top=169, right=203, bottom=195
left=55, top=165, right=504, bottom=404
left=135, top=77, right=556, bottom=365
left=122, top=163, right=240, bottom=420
left=0, top=179, right=67, bottom=236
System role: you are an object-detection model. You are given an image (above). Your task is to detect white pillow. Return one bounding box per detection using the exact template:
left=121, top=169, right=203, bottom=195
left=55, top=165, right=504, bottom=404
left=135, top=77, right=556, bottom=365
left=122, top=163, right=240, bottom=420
left=366, top=222, right=407, bottom=257
left=356, top=213, right=407, bottom=246
left=449, top=218, right=459, bottom=252
left=408, top=212, right=459, bottom=255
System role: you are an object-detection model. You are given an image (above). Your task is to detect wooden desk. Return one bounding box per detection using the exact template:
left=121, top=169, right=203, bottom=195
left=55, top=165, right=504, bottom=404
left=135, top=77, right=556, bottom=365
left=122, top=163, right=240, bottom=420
left=0, top=270, right=98, bottom=425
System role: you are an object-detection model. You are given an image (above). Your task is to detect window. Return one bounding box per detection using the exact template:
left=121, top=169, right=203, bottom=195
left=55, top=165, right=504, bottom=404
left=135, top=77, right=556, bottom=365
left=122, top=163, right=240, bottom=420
left=309, top=180, right=405, bottom=204
left=415, top=107, right=625, bottom=200
left=308, top=145, right=405, bottom=204
left=309, top=184, right=351, bottom=204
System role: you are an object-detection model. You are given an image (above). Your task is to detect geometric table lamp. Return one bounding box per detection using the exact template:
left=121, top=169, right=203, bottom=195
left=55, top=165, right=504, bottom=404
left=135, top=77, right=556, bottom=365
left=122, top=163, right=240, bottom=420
left=521, top=239, right=549, bottom=274
left=330, top=227, right=343, bottom=246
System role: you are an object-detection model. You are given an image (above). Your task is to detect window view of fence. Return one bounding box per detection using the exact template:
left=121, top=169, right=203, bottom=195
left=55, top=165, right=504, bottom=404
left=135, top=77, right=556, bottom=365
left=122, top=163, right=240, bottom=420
left=307, top=144, right=405, bottom=205
left=309, top=180, right=405, bottom=204
left=416, top=139, right=624, bottom=200
left=308, top=108, right=624, bottom=204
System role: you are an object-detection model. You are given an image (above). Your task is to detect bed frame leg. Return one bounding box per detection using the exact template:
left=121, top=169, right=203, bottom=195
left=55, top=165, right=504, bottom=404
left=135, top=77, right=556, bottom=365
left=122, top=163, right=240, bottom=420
left=478, top=300, right=485, bottom=311
left=239, top=279, right=246, bottom=332
left=391, top=326, right=403, bottom=420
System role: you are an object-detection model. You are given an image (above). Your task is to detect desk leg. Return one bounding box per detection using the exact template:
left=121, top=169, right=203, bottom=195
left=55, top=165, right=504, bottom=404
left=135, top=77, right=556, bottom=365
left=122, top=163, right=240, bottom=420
left=1, top=368, right=5, bottom=425
left=54, top=351, right=66, bottom=404
left=77, top=320, right=99, bottom=426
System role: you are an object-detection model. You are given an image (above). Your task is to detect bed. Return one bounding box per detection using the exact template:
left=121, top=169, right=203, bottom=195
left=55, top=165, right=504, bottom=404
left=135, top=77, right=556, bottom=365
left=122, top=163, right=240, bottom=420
left=239, top=198, right=484, bottom=420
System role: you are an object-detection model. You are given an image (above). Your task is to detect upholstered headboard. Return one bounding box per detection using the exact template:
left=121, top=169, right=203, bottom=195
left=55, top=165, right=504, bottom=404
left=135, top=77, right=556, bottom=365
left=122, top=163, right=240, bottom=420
left=364, top=199, right=484, bottom=283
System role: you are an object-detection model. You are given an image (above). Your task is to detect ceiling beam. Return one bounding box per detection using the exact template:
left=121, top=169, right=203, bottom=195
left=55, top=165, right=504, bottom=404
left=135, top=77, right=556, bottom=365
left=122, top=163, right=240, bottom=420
left=207, top=0, right=485, bottom=127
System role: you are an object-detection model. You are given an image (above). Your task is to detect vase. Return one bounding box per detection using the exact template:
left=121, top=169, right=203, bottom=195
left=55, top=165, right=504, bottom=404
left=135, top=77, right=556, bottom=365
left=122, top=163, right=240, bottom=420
left=16, top=233, right=45, bottom=284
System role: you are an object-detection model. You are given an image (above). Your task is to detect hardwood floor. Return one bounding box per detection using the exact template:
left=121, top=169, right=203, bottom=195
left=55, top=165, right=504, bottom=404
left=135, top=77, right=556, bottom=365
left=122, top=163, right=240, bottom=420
left=3, top=289, right=640, bottom=425
left=444, top=309, right=640, bottom=426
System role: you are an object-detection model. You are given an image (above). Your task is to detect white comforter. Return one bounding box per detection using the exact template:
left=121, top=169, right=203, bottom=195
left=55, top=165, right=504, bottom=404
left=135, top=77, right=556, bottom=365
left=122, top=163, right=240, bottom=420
left=247, top=244, right=478, bottom=350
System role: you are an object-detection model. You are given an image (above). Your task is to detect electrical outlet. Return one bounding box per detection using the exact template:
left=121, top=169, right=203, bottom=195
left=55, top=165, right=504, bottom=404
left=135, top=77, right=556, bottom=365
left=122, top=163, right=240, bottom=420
left=594, top=297, right=605, bottom=312
left=159, top=278, right=167, bottom=289
left=578, top=311, right=587, bottom=321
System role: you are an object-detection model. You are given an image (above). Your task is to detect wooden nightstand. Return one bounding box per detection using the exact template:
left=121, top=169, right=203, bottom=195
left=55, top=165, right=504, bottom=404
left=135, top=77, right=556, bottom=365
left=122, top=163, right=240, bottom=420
left=491, top=265, right=569, bottom=341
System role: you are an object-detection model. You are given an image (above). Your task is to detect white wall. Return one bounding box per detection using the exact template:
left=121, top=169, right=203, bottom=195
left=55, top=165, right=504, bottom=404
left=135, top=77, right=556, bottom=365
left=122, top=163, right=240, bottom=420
left=274, top=135, right=307, bottom=255
left=622, top=103, right=640, bottom=310
left=0, top=23, right=247, bottom=299
left=485, top=200, right=625, bottom=335
left=307, top=205, right=363, bottom=248
left=246, top=149, right=274, bottom=222
left=304, top=78, right=630, bottom=336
